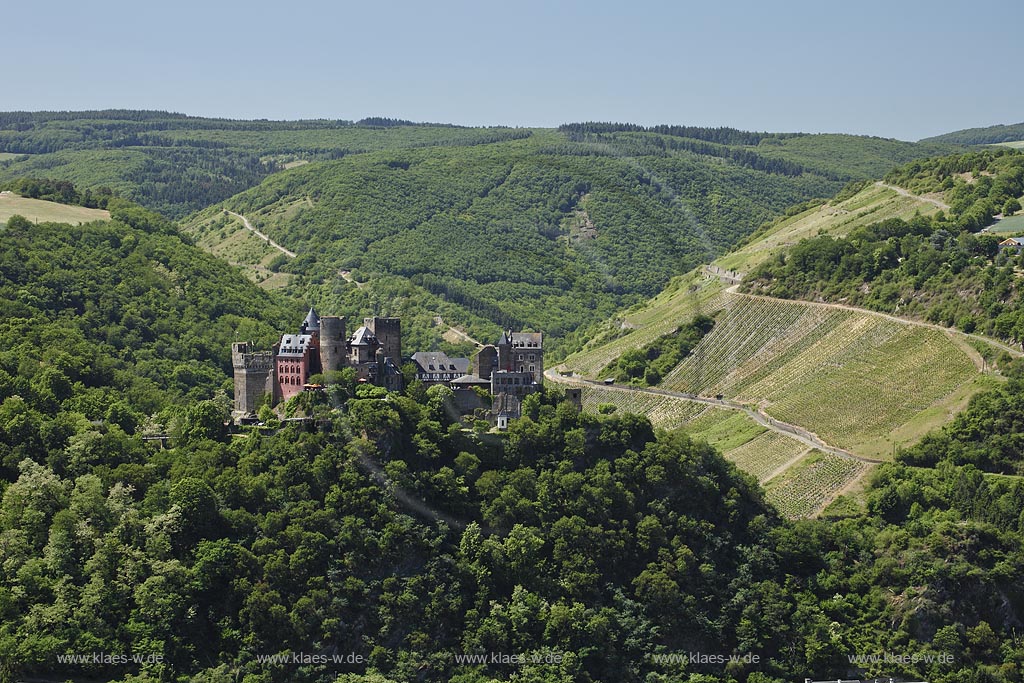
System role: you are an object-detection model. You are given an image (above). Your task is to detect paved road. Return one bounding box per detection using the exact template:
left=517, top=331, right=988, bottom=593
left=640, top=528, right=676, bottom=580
left=545, top=369, right=883, bottom=464
left=227, top=210, right=297, bottom=258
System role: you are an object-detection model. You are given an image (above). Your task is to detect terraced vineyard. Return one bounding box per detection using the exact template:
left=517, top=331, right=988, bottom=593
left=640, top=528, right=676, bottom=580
left=561, top=184, right=945, bottom=380
left=763, top=452, right=870, bottom=519
left=578, top=385, right=709, bottom=429
left=725, top=432, right=810, bottom=482
left=659, top=295, right=977, bottom=451
left=556, top=181, right=983, bottom=518
left=570, top=380, right=865, bottom=517
left=563, top=273, right=728, bottom=377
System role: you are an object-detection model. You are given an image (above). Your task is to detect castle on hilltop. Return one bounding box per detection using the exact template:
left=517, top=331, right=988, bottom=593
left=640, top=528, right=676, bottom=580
left=232, top=308, right=548, bottom=427
left=232, top=308, right=403, bottom=420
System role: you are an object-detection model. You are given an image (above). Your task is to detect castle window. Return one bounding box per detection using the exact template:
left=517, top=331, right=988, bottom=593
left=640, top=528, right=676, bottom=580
left=530, top=365, right=535, bottom=372
left=529, top=354, right=535, bottom=361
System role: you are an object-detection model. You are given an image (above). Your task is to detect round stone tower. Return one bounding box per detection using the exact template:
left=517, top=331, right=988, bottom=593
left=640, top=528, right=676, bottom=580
left=319, top=316, right=347, bottom=374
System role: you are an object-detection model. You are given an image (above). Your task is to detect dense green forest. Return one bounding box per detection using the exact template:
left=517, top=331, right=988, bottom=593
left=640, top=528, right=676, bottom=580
left=186, top=125, right=956, bottom=358
left=0, top=176, right=114, bottom=208
left=0, top=111, right=529, bottom=217
left=0, top=110, right=960, bottom=359
left=4, top=208, right=1024, bottom=683
left=923, top=121, right=1024, bottom=145
left=743, top=149, right=1024, bottom=342
left=0, top=203, right=295, bottom=476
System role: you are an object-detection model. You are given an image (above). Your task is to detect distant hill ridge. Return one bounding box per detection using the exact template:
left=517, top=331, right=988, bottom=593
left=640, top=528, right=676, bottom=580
left=923, top=120, right=1024, bottom=145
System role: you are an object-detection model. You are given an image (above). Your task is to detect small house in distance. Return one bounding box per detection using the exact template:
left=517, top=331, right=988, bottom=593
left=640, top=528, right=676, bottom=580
left=998, top=237, right=1024, bottom=251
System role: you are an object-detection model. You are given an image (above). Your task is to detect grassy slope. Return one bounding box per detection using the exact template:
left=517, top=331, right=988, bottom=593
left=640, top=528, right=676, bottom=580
left=190, top=210, right=293, bottom=290
left=716, top=182, right=943, bottom=273
left=555, top=182, right=992, bottom=514
left=0, top=192, right=110, bottom=224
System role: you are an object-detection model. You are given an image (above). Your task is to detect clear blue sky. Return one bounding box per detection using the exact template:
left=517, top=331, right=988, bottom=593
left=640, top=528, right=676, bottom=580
left=4, top=0, right=1021, bottom=140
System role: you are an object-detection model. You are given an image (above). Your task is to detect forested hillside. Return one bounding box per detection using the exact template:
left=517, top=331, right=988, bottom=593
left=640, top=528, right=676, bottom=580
left=743, top=149, right=1024, bottom=343
left=0, top=201, right=295, bottom=480
left=0, top=111, right=529, bottom=217
left=185, top=125, right=956, bottom=357
left=4, top=207, right=1024, bottom=683
left=924, top=121, right=1024, bottom=145
left=0, top=111, right=961, bottom=358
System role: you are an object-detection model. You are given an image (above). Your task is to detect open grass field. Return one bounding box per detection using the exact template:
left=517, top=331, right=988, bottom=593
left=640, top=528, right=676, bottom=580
left=985, top=214, right=1024, bottom=235
left=715, top=183, right=943, bottom=275
left=0, top=153, right=26, bottom=161
left=0, top=192, right=110, bottom=225
left=994, top=141, right=1024, bottom=149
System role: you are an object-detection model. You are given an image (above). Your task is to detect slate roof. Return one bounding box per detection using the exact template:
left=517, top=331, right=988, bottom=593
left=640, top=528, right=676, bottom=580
left=302, top=307, right=321, bottom=332
left=278, top=333, right=315, bottom=358
left=510, top=332, right=542, bottom=348
left=411, top=352, right=470, bottom=375
left=349, top=326, right=378, bottom=346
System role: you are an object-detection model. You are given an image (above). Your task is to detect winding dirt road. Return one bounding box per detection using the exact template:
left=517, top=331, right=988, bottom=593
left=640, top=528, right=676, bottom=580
left=727, top=283, right=1023, bottom=362
left=545, top=369, right=882, bottom=464
left=874, top=181, right=950, bottom=210
left=435, top=316, right=484, bottom=347
left=227, top=210, right=297, bottom=258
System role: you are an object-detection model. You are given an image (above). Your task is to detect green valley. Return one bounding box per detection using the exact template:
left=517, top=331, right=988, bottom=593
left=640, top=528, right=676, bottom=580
left=179, top=124, right=956, bottom=359
left=5, top=112, right=1024, bottom=683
